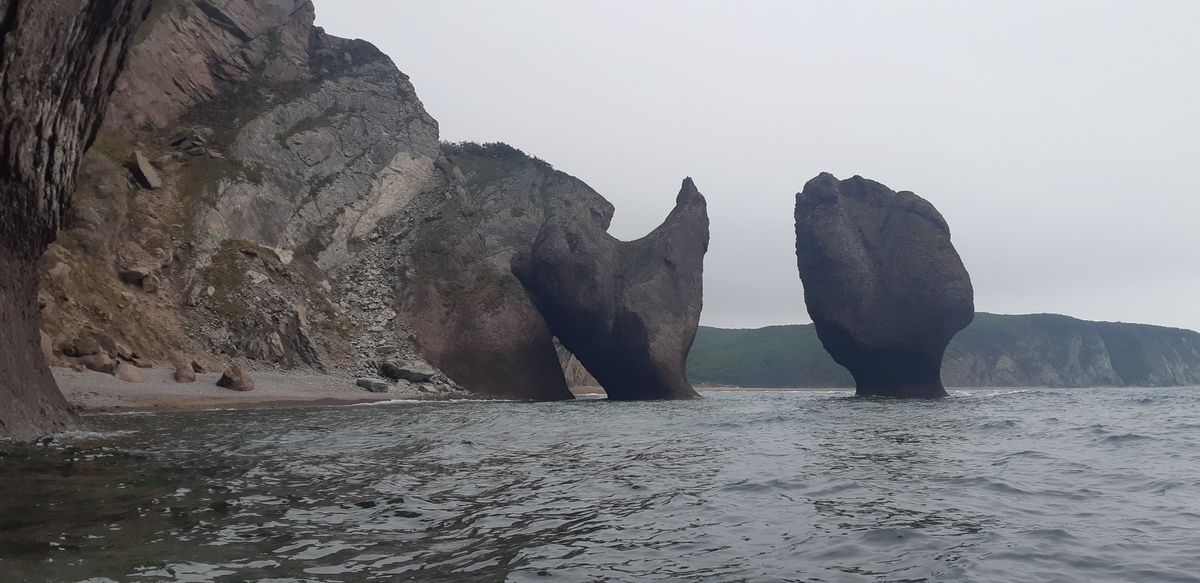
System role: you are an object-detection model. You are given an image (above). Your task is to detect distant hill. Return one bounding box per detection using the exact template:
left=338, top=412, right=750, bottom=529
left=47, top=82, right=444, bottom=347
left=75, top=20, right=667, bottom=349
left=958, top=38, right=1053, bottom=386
left=687, top=313, right=1200, bottom=388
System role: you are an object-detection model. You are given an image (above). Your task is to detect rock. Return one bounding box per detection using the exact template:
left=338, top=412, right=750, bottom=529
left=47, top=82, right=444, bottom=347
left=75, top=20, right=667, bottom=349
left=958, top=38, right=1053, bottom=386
left=80, top=354, right=117, bottom=375
left=115, top=362, right=145, bottom=383
left=191, top=360, right=204, bottom=374
left=72, top=336, right=103, bottom=357
left=267, top=332, right=285, bottom=361
left=402, top=144, right=615, bottom=401
left=132, top=150, right=162, bottom=189
left=118, top=267, right=152, bottom=285
left=516, top=178, right=709, bottom=400
left=356, top=378, right=389, bottom=393
left=216, top=365, right=255, bottom=391
left=378, top=360, right=437, bottom=382
left=141, top=273, right=160, bottom=293
left=173, top=360, right=197, bottom=383
left=793, top=173, right=974, bottom=398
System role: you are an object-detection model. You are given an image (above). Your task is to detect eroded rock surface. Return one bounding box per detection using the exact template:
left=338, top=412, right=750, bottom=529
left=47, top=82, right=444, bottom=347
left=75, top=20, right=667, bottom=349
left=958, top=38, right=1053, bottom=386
left=399, top=144, right=614, bottom=400
left=517, top=179, right=709, bottom=400
left=0, top=0, right=148, bottom=439
left=28, top=1, right=712, bottom=405
left=794, top=173, right=974, bottom=398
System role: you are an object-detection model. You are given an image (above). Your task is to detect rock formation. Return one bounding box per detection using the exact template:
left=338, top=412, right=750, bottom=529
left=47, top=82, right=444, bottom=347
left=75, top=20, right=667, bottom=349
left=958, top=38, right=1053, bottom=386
left=217, top=365, right=255, bottom=391
left=0, top=0, right=149, bottom=439
left=399, top=143, right=615, bottom=400
left=516, top=179, right=709, bottom=400
left=18, top=1, right=711, bottom=406
left=794, top=173, right=974, bottom=398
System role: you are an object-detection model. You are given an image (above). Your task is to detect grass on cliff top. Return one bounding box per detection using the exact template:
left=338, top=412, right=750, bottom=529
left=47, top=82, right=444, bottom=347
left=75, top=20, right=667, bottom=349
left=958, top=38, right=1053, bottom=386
left=442, top=141, right=554, bottom=174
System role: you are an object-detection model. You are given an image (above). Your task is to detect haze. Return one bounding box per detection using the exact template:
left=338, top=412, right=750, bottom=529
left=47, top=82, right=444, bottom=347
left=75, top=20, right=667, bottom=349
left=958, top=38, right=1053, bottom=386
left=313, top=0, right=1200, bottom=331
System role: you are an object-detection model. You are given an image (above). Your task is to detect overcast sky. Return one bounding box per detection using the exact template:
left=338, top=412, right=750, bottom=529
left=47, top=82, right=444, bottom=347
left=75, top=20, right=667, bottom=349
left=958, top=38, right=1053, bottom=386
left=314, top=0, right=1200, bottom=331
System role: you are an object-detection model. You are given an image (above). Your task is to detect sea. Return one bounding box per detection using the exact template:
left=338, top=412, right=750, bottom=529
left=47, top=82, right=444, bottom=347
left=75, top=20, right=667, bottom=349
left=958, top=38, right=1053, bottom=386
left=2, top=388, right=1199, bottom=582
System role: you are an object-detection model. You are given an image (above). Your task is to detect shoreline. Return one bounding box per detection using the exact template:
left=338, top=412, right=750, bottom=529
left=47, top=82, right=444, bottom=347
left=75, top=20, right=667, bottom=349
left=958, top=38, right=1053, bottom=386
left=53, top=367, right=463, bottom=415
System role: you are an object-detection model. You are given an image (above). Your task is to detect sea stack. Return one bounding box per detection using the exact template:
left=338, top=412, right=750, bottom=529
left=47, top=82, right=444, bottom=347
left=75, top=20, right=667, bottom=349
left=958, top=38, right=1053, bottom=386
left=794, top=173, right=974, bottom=398
left=517, top=178, right=709, bottom=400
left=0, top=0, right=148, bottom=439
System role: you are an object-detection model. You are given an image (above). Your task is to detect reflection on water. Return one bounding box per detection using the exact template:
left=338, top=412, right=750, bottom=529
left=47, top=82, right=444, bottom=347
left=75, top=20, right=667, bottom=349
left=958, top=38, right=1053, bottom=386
left=3, top=389, right=1200, bottom=582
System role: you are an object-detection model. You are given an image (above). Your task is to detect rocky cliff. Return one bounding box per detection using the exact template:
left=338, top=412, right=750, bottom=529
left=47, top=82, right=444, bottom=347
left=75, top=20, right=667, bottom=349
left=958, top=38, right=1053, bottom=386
left=687, top=314, right=1200, bottom=388
left=795, top=173, right=974, bottom=398
left=1, top=0, right=149, bottom=440
left=30, top=0, right=705, bottom=404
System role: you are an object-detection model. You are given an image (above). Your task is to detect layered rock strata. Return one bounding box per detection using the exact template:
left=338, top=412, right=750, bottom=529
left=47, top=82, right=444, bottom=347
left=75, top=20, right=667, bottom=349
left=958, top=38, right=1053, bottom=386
left=0, top=0, right=149, bottom=439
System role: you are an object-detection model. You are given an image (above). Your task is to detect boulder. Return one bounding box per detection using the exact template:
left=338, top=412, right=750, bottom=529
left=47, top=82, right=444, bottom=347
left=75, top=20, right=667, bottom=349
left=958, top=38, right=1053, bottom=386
left=68, top=336, right=103, bottom=357
left=114, top=362, right=145, bottom=383
left=378, top=360, right=437, bottom=382
left=172, top=357, right=196, bottom=383
left=80, top=354, right=117, bottom=375
left=132, top=150, right=162, bottom=189
left=118, top=267, right=152, bottom=286
left=516, top=178, right=709, bottom=400
left=356, top=378, right=389, bottom=393
left=793, top=173, right=974, bottom=398
left=216, top=365, right=255, bottom=391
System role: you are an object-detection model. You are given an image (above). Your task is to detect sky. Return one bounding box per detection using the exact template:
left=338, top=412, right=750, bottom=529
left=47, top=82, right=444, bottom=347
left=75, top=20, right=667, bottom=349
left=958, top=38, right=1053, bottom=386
left=313, top=0, right=1200, bottom=331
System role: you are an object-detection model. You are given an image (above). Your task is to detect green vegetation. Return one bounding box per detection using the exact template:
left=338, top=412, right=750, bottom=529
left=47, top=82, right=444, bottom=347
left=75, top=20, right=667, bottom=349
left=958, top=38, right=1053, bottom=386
left=688, top=313, right=1200, bottom=388
left=198, top=240, right=259, bottom=318
left=441, top=141, right=555, bottom=180
left=687, top=325, right=852, bottom=387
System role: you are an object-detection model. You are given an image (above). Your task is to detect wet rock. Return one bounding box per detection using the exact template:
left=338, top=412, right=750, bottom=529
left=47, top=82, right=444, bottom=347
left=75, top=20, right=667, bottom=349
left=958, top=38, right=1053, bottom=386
left=794, top=173, right=974, bottom=398
left=132, top=150, right=162, bottom=189
left=217, top=365, right=255, bottom=391
left=378, top=360, right=436, bottom=382
left=115, top=362, right=145, bottom=383
left=356, top=378, right=389, bottom=393
left=516, top=178, right=709, bottom=400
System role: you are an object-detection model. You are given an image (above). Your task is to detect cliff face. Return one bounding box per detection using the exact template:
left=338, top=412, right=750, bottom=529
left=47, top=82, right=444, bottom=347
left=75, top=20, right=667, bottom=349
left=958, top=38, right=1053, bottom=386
left=943, top=314, right=1200, bottom=387
left=1, top=0, right=149, bottom=439
left=39, top=0, right=451, bottom=381
left=687, top=314, right=1200, bottom=389
left=32, top=0, right=706, bottom=403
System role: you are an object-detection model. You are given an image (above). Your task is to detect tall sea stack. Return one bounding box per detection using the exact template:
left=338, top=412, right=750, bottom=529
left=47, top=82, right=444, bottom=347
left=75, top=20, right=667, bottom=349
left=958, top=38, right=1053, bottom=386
left=0, top=0, right=148, bottom=439
left=517, top=178, right=709, bottom=400
left=794, top=173, right=974, bottom=398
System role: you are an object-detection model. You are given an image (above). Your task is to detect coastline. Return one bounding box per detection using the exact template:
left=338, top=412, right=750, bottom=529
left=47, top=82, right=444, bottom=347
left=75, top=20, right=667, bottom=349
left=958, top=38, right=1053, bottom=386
left=53, top=367, right=463, bottom=415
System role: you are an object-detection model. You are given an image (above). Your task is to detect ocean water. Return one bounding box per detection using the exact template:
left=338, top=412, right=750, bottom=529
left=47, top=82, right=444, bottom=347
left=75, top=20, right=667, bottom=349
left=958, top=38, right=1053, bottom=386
left=2, top=388, right=1199, bottom=582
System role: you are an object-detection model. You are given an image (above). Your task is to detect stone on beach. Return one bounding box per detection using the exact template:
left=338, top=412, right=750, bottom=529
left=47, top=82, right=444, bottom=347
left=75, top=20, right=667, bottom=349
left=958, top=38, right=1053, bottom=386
left=356, top=378, right=390, bottom=393
left=217, top=365, right=256, bottom=391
